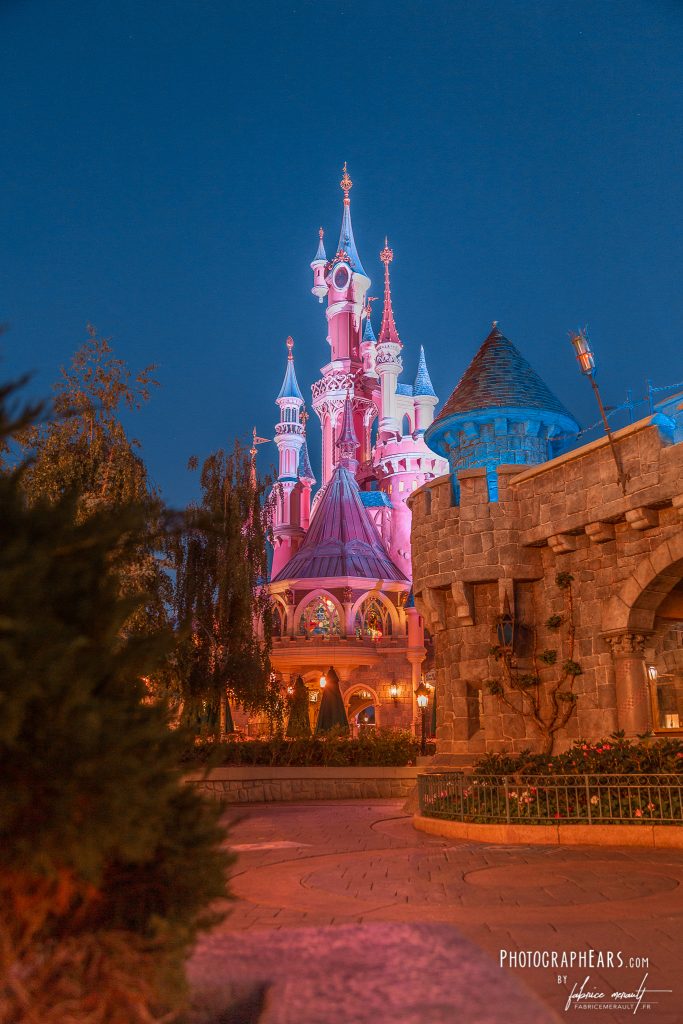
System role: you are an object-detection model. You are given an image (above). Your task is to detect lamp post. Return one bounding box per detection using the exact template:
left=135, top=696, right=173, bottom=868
left=569, top=328, right=627, bottom=493
left=415, top=681, right=429, bottom=756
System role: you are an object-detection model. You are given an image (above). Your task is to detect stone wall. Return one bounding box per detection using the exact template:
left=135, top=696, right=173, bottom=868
left=408, top=417, right=683, bottom=758
left=185, top=766, right=419, bottom=802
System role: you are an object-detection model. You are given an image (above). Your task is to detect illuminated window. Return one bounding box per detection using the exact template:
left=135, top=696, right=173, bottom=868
left=298, top=595, right=342, bottom=637
left=270, top=602, right=285, bottom=637
left=399, top=481, right=405, bottom=492
left=355, top=596, right=393, bottom=639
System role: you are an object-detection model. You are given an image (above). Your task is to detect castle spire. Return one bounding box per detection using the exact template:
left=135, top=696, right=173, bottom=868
left=277, top=336, right=304, bottom=401
left=336, top=389, right=359, bottom=470
left=314, top=226, right=326, bottom=263
left=413, top=345, right=437, bottom=398
left=363, top=295, right=378, bottom=343
left=336, top=162, right=367, bottom=276
left=378, top=238, right=402, bottom=346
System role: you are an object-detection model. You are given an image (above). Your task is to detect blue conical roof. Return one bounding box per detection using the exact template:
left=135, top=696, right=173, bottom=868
left=363, top=312, right=377, bottom=343
left=337, top=201, right=367, bottom=276
left=298, top=438, right=315, bottom=482
left=413, top=345, right=437, bottom=397
left=435, top=325, right=575, bottom=424
left=277, top=342, right=304, bottom=402
left=313, top=229, right=327, bottom=263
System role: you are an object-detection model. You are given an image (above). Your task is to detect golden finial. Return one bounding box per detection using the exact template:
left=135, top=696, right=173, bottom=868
left=340, top=161, right=353, bottom=202
left=319, top=226, right=324, bottom=239
left=380, top=237, right=393, bottom=264
left=365, top=295, right=378, bottom=319
left=286, top=335, right=294, bottom=358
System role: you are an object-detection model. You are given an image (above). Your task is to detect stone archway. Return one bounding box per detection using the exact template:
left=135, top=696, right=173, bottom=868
left=344, top=683, right=381, bottom=735
left=602, top=535, right=683, bottom=736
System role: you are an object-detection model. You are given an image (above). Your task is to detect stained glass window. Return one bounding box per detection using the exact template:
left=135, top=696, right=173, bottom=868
left=355, top=597, right=392, bottom=639
left=270, top=602, right=285, bottom=637
left=299, top=595, right=342, bottom=637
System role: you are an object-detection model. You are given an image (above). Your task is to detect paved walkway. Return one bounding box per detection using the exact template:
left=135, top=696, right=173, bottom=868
left=189, top=801, right=683, bottom=1023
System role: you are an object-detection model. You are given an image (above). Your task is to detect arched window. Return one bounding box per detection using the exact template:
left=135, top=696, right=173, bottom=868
left=402, top=414, right=412, bottom=436
left=269, top=601, right=285, bottom=637
left=355, top=596, right=393, bottom=639
left=298, top=595, right=342, bottom=637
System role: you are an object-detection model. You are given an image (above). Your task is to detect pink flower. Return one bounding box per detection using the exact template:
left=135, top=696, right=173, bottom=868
left=646, top=802, right=655, bottom=812
left=635, top=808, right=643, bottom=817
left=603, top=744, right=611, bottom=751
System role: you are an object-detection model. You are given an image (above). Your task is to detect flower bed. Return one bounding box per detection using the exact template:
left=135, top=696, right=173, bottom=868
left=418, top=771, right=683, bottom=825
left=418, top=734, right=683, bottom=825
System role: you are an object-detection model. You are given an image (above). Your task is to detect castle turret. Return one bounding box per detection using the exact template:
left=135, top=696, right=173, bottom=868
left=425, top=323, right=579, bottom=501
left=312, top=164, right=371, bottom=485
left=413, top=345, right=438, bottom=433
left=311, top=227, right=327, bottom=302
left=272, top=336, right=307, bottom=577
left=375, top=239, right=403, bottom=440
left=298, top=430, right=316, bottom=531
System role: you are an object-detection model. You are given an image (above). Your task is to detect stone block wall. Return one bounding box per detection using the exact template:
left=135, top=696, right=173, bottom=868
left=408, top=419, right=683, bottom=757
left=185, top=766, right=419, bottom=803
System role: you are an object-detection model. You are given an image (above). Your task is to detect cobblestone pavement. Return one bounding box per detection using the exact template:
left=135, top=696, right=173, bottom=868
left=189, top=801, right=683, bottom=1024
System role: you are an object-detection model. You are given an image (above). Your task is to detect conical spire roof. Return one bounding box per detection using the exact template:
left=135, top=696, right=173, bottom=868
left=271, top=464, right=408, bottom=583
left=336, top=392, right=359, bottom=469
left=413, top=345, right=437, bottom=397
left=277, top=336, right=304, bottom=402
left=313, top=227, right=327, bottom=263
left=336, top=163, right=366, bottom=276
left=435, top=324, right=575, bottom=424
left=377, top=239, right=402, bottom=346
left=363, top=312, right=377, bottom=343
left=298, top=438, right=315, bottom=482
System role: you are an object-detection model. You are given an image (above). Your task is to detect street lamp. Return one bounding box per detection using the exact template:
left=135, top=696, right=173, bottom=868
left=319, top=673, right=327, bottom=688
left=415, top=681, right=429, bottom=756
left=389, top=681, right=399, bottom=701
left=569, top=328, right=627, bottom=493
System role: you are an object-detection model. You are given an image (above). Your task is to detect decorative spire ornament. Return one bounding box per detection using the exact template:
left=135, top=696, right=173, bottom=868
left=378, top=237, right=402, bottom=346
left=340, top=161, right=352, bottom=204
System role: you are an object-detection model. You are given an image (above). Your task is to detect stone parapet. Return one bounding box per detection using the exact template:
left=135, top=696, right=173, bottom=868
left=185, top=766, right=419, bottom=803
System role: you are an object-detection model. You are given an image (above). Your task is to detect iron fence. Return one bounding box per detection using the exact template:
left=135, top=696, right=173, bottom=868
left=418, top=773, right=683, bottom=825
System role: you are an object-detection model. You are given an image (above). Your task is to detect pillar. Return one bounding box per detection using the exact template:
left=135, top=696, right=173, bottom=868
left=604, top=632, right=653, bottom=736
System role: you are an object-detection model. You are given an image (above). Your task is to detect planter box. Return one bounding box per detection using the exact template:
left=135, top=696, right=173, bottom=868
left=413, top=814, right=683, bottom=848
left=185, top=766, right=419, bottom=803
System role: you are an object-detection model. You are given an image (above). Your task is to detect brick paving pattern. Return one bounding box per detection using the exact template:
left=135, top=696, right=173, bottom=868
left=189, top=801, right=683, bottom=1024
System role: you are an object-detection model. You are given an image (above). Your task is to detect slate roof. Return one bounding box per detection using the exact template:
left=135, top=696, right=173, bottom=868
left=359, top=491, right=392, bottom=508
left=396, top=383, right=414, bottom=397
left=435, top=325, right=575, bottom=424
left=363, top=314, right=377, bottom=343
left=298, top=439, right=315, bottom=482
left=413, top=345, right=437, bottom=398
left=271, top=464, right=407, bottom=583
left=313, top=232, right=327, bottom=263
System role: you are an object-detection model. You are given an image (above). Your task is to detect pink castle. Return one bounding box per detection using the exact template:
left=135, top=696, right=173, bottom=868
left=265, top=166, right=447, bottom=733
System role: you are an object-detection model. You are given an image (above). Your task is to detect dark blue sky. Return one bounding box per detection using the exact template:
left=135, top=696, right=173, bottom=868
left=2, top=0, right=682, bottom=506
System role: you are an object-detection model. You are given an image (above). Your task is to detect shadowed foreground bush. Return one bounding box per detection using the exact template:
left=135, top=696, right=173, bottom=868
left=0, top=469, right=231, bottom=1022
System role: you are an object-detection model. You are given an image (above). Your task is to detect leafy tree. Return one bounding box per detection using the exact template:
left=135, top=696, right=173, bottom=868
left=0, top=382, right=230, bottom=1023
left=286, top=676, right=312, bottom=738
left=172, top=443, right=280, bottom=733
left=12, top=325, right=170, bottom=633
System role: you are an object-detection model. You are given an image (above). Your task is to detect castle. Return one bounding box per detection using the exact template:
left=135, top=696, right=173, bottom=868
left=264, top=166, right=447, bottom=732
left=409, top=326, right=683, bottom=759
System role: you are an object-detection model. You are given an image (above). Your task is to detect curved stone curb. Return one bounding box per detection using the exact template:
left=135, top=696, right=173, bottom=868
left=413, top=814, right=683, bottom=848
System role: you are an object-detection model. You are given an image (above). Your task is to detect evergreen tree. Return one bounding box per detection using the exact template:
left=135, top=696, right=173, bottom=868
left=172, top=443, right=280, bottom=733
left=315, top=667, right=349, bottom=735
left=0, top=383, right=230, bottom=1023
left=286, top=676, right=312, bottom=738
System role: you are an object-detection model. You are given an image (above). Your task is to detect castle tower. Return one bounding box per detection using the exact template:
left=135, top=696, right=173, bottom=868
left=425, top=323, right=579, bottom=501
left=413, top=345, right=438, bottom=433
left=272, top=336, right=307, bottom=578
left=375, top=239, right=403, bottom=441
left=311, top=164, right=372, bottom=486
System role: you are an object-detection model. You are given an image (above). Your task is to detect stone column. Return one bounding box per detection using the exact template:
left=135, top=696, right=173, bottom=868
left=284, top=588, right=296, bottom=637
left=342, top=586, right=354, bottom=637
left=604, top=632, right=653, bottom=736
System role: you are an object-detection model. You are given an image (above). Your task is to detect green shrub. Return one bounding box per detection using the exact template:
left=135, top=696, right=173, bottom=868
left=473, top=734, right=683, bottom=776
left=181, top=728, right=420, bottom=768
left=0, top=471, right=230, bottom=1022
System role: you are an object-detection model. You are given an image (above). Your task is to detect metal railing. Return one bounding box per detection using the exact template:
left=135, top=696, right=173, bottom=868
left=418, top=772, right=683, bottom=825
